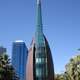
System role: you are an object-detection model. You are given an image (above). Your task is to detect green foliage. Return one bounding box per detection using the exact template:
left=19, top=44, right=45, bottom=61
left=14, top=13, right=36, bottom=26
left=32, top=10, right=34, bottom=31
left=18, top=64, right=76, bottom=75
left=55, top=55, right=80, bottom=80
left=55, top=74, right=65, bottom=80
left=0, top=54, right=19, bottom=80
left=65, top=55, right=80, bottom=80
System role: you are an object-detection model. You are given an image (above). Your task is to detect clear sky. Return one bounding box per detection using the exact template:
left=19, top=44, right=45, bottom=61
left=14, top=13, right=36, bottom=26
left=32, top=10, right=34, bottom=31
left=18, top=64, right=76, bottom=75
left=0, top=0, right=80, bottom=73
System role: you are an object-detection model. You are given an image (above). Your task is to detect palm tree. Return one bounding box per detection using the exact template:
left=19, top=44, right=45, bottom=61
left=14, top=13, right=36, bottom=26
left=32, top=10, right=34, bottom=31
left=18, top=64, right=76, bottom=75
left=0, top=54, right=19, bottom=80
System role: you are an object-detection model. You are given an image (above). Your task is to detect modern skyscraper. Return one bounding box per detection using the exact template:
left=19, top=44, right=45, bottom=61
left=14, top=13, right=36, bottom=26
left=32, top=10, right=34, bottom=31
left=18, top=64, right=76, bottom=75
left=0, top=46, right=6, bottom=55
left=26, top=0, right=54, bottom=80
left=12, top=40, right=28, bottom=80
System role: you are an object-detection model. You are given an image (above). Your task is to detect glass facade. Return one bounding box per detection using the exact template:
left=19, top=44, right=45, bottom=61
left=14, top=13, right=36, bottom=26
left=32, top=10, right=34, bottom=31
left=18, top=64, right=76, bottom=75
left=35, top=46, right=48, bottom=80
left=12, top=41, right=28, bottom=80
left=26, top=0, right=54, bottom=80
left=34, top=0, right=54, bottom=79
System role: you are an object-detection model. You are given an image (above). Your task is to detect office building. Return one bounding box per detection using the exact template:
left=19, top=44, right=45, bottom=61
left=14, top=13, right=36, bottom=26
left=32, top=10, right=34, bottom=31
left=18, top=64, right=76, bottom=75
left=12, top=40, right=28, bottom=80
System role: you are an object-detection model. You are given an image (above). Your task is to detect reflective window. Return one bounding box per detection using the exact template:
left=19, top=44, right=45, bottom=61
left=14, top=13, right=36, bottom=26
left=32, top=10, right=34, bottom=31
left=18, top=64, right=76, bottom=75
left=36, top=58, right=42, bottom=63
left=36, top=68, right=42, bottom=77
left=36, top=58, right=47, bottom=64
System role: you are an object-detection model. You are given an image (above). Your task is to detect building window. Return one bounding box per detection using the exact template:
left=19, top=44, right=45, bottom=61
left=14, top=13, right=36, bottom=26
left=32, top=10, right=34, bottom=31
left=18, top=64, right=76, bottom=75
left=36, top=58, right=41, bottom=63
left=36, top=68, right=42, bottom=77
left=36, top=58, right=47, bottom=64
left=46, top=64, right=48, bottom=76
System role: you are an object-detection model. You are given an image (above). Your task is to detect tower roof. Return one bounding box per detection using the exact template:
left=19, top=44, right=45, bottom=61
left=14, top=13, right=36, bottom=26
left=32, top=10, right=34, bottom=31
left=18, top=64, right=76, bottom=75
left=14, top=40, right=24, bottom=43
left=36, top=0, right=43, bottom=33
left=35, top=0, right=45, bottom=47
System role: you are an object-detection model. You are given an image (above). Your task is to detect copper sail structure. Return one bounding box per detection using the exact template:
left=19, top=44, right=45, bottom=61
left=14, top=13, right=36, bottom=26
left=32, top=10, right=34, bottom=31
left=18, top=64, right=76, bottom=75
left=26, top=0, right=54, bottom=80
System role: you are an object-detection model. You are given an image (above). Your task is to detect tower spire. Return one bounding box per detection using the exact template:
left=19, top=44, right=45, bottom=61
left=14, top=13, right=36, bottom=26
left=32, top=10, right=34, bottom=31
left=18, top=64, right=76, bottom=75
left=36, top=0, right=43, bottom=33
left=37, top=0, right=41, bottom=5
left=35, top=0, right=45, bottom=46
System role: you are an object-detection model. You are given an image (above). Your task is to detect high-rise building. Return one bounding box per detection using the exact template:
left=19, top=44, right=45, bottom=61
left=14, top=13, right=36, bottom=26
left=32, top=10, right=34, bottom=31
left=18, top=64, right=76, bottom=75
left=0, top=46, right=6, bottom=55
left=12, top=40, right=28, bottom=80
left=26, top=0, right=54, bottom=80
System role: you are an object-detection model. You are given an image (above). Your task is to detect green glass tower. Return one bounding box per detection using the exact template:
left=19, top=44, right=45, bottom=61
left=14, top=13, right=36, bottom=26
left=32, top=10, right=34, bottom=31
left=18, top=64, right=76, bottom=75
left=26, top=0, right=54, bottom=80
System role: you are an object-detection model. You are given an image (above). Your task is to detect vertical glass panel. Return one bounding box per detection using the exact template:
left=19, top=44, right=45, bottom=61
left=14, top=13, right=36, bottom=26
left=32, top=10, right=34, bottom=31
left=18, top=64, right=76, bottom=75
left=36, top=68, right=42, bottom=77
left=46, top=64, right=48, bottom=76
left=36, top=58, right=47, bottom=64
left=36, top=58, right=42, bottom=63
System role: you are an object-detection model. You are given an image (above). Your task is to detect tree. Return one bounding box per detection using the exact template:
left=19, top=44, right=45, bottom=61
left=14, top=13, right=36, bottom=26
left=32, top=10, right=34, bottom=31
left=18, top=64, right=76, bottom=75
left=55, top=74, right=65, bottom=80
left=0, top=54, right=19, bottom=80
left=55, top=55, right=80, bottom=80
left=65, top=55, right=80, bottom=80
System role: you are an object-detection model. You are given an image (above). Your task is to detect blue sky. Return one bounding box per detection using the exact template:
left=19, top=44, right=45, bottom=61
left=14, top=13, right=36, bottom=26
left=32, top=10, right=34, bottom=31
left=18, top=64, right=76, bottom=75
left=0, top=0, right=80, bottom=73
